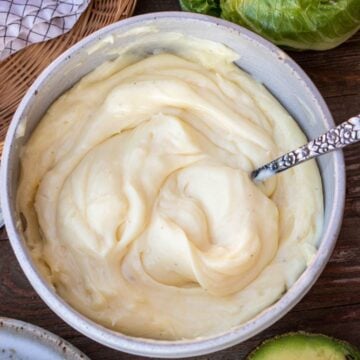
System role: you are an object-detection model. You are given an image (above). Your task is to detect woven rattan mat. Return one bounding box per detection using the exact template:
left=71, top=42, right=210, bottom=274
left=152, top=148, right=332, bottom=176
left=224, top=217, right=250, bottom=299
left=0, top=0, right=137, bottom=155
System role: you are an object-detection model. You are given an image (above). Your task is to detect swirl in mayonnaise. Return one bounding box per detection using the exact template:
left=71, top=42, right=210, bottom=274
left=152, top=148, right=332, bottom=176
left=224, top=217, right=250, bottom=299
left=17, top=33, right=323, bottom=340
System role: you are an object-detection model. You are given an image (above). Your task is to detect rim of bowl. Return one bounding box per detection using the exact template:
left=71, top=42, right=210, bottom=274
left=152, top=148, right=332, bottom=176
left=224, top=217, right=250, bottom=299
left=0, top=11, right=346, bottom=358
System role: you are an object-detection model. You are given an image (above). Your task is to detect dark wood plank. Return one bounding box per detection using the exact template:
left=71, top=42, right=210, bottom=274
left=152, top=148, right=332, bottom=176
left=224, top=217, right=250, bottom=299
left=135, top=0, right=180, bottom=14
left=1, top=1, right=360, bottom=359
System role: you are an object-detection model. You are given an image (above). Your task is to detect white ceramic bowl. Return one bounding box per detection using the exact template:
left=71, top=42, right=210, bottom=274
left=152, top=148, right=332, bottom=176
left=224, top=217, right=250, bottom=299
left=0, top=12, right=345, bottom=358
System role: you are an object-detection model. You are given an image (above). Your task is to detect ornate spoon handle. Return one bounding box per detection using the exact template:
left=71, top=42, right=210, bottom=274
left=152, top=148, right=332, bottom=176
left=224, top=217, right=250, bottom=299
left=251, top=114, right=360, bottom=182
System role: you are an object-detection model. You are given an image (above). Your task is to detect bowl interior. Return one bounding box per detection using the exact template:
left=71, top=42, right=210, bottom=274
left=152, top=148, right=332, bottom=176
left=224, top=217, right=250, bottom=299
left=1, top=12, right=345, bottom=358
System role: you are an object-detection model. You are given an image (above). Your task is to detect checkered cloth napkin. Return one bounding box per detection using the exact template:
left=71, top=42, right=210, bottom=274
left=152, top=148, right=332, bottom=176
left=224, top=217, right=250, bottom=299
left=0, top=0, right=90, bottom=60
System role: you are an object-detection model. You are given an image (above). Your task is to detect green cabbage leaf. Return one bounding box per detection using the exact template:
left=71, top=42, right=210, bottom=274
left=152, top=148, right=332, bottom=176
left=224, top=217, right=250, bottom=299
left=179, top=0, right=360, bottom=50
left=179, top=0, right=221, bottom=16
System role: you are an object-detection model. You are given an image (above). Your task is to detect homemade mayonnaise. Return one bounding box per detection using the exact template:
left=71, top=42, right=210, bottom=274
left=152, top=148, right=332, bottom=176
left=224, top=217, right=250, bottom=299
left=17, top=33, right=323, bottom=340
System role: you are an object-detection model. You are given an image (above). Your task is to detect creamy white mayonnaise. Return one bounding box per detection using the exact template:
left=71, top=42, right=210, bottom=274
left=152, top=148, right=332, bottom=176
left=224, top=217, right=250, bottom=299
left=17, top=33, right=323, bottom=340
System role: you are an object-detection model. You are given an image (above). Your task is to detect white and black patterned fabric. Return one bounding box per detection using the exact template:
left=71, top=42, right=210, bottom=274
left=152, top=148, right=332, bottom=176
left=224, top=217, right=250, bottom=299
left=0, top=0, right=90, bottom=60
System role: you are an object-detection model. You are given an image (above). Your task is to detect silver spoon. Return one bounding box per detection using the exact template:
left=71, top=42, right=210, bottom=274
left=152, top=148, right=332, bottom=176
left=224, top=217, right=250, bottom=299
left=251, top=114, right=360, bottom=182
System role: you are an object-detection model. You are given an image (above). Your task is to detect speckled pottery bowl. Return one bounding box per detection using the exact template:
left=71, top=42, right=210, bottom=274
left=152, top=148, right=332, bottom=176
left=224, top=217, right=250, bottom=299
left=0, top=12, right=345, bottom=358
left=0, top=317, right=88, bottom=359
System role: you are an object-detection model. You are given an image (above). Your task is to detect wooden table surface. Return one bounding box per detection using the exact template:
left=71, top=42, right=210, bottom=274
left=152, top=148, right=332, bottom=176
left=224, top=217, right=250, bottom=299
left=1, top=1, right=360, bottom=359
